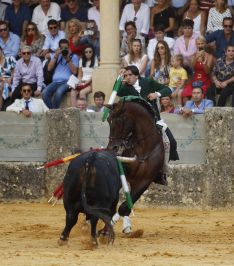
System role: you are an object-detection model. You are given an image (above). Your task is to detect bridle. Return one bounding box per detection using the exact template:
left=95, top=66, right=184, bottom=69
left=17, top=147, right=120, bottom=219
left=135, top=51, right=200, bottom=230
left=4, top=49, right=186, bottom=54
left=108, top=114, right=159, bottom=161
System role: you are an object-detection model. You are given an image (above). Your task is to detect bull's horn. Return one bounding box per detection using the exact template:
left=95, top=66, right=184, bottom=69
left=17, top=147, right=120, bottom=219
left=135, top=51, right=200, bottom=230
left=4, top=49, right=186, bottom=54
left=116, top=155, right=137, bottom=163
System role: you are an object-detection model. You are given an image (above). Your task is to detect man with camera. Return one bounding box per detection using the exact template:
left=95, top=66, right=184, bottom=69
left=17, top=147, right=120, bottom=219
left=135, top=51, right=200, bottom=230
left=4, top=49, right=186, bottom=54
left=42, top=38, right=79, bottom=109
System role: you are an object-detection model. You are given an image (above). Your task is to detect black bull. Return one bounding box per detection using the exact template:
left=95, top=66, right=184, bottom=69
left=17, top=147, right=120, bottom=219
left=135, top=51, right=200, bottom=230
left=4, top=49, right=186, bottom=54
left=59, top=151, right=121, bottom=245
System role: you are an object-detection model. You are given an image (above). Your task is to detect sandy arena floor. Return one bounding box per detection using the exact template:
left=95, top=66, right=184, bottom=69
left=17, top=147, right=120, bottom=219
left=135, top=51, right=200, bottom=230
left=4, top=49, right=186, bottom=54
left=0, top=202, right=233, bottom=266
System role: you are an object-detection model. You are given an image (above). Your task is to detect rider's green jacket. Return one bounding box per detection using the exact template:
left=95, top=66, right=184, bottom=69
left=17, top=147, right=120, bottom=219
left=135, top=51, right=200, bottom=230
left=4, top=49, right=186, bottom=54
left=117, top=77, right=172, bottom=120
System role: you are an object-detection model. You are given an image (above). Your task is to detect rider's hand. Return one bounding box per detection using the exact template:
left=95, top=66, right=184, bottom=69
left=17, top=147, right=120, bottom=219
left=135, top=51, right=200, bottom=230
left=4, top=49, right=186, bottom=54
left=147, top=92, right=158, bottom=101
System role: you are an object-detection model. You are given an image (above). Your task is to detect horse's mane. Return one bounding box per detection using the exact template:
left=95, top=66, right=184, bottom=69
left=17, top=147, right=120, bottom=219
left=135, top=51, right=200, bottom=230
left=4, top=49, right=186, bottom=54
left=119, top=96, right=156, bottom=118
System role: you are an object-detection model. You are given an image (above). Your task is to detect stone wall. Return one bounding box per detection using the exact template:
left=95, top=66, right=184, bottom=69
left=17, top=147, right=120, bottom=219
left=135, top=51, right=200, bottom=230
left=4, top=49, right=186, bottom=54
left=0, top=108, right=233, bottom=208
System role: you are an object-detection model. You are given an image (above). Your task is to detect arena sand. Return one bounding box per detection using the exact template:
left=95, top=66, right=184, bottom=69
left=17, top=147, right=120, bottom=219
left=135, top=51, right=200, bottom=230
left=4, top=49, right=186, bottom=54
left=0, top=203, right=233, bottom=266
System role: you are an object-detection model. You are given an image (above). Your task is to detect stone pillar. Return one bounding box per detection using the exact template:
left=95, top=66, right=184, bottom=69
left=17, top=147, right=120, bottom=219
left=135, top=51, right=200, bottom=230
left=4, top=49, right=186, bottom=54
left=45, top=108, right=80, bottom=195
left=92, top=0, right=120, bottom=102
left=204, top=108, right=234, bottom=207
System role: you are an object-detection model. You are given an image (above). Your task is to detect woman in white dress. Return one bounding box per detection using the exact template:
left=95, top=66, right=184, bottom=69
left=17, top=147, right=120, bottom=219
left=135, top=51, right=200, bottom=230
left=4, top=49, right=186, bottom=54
left=122, top=39, right=148, bottom=77
left=70, top=45, right=98, bottom=107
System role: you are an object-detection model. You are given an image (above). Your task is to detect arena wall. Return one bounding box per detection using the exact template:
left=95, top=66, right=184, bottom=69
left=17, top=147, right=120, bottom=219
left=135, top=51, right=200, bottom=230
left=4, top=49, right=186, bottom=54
left=0, top=108, right=233, bottom=208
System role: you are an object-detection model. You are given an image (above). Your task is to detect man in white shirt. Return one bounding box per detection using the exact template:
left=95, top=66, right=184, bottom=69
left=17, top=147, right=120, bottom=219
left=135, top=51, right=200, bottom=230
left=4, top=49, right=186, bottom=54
left=32, top=0, right=61, bottom=36
left=147, top=24, right=175, bottom=62
left=88, top=0, right=100, bottom=31
left=119, top=0, right=150, bottom=36
left=7, top=83, right=48, bottom=117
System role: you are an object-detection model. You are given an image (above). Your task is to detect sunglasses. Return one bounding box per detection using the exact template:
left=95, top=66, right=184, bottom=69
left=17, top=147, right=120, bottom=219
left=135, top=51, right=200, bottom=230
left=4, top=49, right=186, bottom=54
left=27, top=27, right=35, bottom=31
left=0, top=28, right=7, bottom=32
left=22, top=89, right=31, bottom=93
left=22, top=51, right=31, bottom=55
left=157, top=46, right=165, bottom=50
left=224, top=25, right=232, bottom=28
left=85, top=50, right=93, bottom=54
left=49, top=26, right=57, bottom=30
left=133, top=17, right=137, bottom=22
left=67, top=0, right=75, bottom=2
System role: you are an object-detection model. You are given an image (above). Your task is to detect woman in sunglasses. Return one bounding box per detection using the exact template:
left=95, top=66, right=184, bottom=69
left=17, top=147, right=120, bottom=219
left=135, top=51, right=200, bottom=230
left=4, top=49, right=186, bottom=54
left=70, top=45, right=98, bottom=107
left=20, top=22, right=45, bottom=57
left=150, top=40, right=171, bottom=85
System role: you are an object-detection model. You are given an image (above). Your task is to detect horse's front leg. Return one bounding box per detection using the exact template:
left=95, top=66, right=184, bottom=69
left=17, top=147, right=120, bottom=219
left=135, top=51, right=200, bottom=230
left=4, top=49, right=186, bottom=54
left=112, top=179, right=151, bottom=233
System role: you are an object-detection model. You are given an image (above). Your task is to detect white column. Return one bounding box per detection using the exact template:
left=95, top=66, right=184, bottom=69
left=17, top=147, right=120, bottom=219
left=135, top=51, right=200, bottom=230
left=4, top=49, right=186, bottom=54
left=92, top=0, right=120, bottom=101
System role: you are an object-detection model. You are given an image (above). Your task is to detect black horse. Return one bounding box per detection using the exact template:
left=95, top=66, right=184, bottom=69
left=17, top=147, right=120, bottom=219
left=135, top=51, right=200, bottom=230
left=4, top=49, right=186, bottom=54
left=106, top=97, right=164, bottom=232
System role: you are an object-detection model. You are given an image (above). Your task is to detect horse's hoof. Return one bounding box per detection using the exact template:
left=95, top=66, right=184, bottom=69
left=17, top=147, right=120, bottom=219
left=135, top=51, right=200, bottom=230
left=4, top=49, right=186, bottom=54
left=122, top=226, right=132, bottom=234
left=91, top=237, right=98, bottom=247
left=107, top=232, right=115, bottom=245
left=57, top=238, right=68, bottom=246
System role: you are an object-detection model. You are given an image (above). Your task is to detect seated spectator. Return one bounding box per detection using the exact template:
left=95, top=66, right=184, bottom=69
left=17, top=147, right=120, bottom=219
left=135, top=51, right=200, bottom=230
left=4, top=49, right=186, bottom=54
left=122, top=38, right=148, bottom=77
left=150, top=0, right=176, bottom=38
left=206, top=17, right=234, bottom=58
left=32, top=0, right=61, bottom=35
left=6, top=83, right=48, bottom=116
left=77, top=97, right=94, bottom=112
left=11, top=45, right=43, bottom=101
left=175, top=83, right=214, bottom=116
left=150, top=40, right=171, bottom=85
left=65, top=18, right=87, bottom=57
left=174, top=19, right=198, bottom=67
left=207, top=0, right=232, bottom=33
left=160, top=95, right=175, bottom=113
left=42, top=39, right=79, bottom=109
left=93, top=90, right=105, bottom=112
left=0, top=20, right=20, bottom=58
left=0, top=46, right=16, bottom=110
left=120, top=21, right=146, bottom=58
left=81, top=20, right=100, bottom=59
left=70, top=44, right=98, bottom=106
left=182, top=0, right=206, bottom=36
left=40, top=19, right=65, bottom=58
left=119, top=0, right=150, bottom=36
left=60, top=0, right=88, bottom=30
left=169, top=54, right=188, bottom=106
left=88, top=0, right=100, bottom=31
left=182, top=36, right=213, bottom=102
left=206, top=44, right=234, bottom=107
left=147, top=24, right=175, bottom=62
left=20, top=22, right=45, bottom=57
left=4, top=0, right=31, bottom=37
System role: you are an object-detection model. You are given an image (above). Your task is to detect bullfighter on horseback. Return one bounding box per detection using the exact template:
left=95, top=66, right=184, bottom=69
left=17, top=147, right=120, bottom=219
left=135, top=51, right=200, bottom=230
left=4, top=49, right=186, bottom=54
left=117, top=65, right=179, bottom=185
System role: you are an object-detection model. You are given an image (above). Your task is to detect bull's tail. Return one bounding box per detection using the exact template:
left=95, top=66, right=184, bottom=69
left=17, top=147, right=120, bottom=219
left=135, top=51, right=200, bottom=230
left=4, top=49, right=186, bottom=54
left=81, top=153, right=113, bottom=229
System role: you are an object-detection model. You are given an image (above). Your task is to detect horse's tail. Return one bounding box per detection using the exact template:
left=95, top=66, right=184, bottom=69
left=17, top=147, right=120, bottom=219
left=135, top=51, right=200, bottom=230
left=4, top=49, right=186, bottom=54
left=81, top=152, right=113, bottom=227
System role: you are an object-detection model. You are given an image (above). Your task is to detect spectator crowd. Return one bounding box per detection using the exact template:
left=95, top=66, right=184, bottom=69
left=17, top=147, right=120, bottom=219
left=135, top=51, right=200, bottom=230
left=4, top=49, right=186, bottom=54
left=1, top=0, right=234, bottom=115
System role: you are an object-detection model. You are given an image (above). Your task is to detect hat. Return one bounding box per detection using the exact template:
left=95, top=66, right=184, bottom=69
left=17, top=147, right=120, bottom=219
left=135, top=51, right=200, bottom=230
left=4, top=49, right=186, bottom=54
left=192, top=80, right=203, bottom=88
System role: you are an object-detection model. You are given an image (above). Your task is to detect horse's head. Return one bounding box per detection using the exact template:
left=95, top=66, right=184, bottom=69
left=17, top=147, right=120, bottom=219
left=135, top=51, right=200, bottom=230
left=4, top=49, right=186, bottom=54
left=106, top=101, right=135, bottom=155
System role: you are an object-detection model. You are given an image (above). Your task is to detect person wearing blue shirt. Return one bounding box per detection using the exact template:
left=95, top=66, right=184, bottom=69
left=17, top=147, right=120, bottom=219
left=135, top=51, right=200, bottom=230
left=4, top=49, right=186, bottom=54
left=175, top=81, right=214, bottom=116
left=4, top=0, right=31, bottom=37
left=0, top=21, right=20, bottom=58
left=41, top=19, right=66, bottom=58
left=206, top=17, right=234, bottom=58
left=42, top=39, right=79, bottom=109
